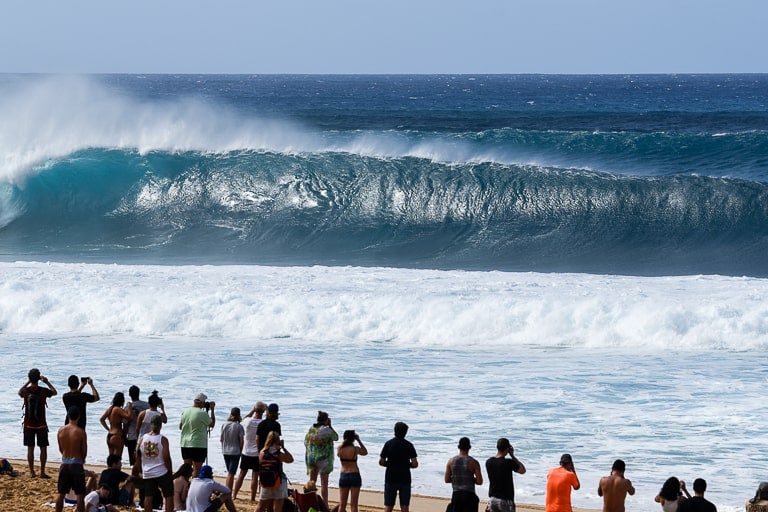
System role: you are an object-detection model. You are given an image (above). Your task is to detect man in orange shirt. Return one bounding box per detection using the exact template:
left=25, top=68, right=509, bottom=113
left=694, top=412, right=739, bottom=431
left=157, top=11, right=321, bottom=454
left=545, top=454, right=580, bottom=512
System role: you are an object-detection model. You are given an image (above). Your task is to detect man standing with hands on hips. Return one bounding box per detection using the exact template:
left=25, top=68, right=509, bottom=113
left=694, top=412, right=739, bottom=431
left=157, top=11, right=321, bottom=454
left=545, top=454, right=580, bottom=512
left=179, top=393, right=215, bottom=478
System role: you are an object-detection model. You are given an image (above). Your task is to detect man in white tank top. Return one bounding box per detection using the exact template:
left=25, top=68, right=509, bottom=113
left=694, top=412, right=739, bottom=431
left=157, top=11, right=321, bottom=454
left=135, top=415, right=174, bottom=512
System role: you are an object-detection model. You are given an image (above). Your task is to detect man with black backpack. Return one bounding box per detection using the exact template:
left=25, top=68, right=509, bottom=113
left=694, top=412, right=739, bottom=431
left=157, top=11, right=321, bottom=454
left=18, top=367, right=58, bottom=478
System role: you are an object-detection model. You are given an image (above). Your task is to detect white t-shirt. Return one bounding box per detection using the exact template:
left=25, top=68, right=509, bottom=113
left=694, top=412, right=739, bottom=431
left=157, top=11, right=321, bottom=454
left=242, top=417, right=262, bottom=457
left=186, top=478, right=231, bottom=512
left=84, top=490, right=102, bottom=512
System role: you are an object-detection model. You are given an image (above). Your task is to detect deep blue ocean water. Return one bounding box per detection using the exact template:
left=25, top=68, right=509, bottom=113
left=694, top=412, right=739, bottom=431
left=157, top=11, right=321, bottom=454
left=1, top=74, right=767, bottom=275
left=2, top=75, right=768, bottom=512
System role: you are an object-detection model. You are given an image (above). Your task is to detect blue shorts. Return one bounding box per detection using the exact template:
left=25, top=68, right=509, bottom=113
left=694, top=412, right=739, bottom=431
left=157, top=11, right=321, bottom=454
left=224, top=455, right=240, bottom=475
left=384, top=482, right=411, bottom=507
left=339, top=472, right=362, bottom=488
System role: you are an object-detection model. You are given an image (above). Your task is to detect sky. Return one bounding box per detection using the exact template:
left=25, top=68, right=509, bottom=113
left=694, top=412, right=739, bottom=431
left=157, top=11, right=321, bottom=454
left=2, top=0, right=767, bottom=74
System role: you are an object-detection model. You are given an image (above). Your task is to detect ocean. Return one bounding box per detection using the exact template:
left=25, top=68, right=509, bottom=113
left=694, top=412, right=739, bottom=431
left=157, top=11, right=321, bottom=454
left=1, top=74, right=767, bottom=512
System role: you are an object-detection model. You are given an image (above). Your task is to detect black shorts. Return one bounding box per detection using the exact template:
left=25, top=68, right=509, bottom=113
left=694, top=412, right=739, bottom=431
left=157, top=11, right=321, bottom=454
left=23, top=427, right=49, bottom=447
left=240, top=455, right=260, bottom=471
left=181, top=447, right=208, bottom=463
left=57, top=463, right=86, bottom=495
left=143, top=472, right=173, bottom=498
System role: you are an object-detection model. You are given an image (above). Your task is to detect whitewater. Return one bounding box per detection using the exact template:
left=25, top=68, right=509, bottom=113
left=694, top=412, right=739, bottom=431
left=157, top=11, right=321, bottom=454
left=1, top=74, right=768, bottom=512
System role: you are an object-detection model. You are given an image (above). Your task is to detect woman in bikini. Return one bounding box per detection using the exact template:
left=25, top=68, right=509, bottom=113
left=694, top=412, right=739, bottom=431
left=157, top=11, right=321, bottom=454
left=99, top=392, right=132, bottom=457
left=337, top=430, right=368, bottom=512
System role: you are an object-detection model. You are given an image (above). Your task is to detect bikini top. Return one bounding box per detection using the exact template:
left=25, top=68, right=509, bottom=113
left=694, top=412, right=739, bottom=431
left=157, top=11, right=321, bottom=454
left=338, top=447, right=358, bottom=463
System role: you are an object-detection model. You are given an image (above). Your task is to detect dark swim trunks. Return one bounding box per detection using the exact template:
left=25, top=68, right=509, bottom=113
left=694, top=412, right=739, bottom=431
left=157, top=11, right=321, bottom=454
left=58, top=462, right=86, bottom=495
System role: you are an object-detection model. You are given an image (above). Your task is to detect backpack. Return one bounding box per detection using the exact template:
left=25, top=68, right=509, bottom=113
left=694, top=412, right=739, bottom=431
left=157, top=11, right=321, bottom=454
left=259, top=450, right=282, bottom=489
left=24, top=386, right=46, bottom=423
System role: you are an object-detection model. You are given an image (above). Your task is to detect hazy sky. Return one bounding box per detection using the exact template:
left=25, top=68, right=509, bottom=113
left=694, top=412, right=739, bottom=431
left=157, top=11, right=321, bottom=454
left=3, top=1, right=766, bottom=74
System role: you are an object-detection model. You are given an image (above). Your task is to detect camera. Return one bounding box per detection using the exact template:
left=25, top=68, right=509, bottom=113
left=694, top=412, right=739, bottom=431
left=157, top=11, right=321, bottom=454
left=81, top=376, right=89, bottom=383
left=204, top=401, right=215, bottom=412
left=149, top=390, right=163, bottom=408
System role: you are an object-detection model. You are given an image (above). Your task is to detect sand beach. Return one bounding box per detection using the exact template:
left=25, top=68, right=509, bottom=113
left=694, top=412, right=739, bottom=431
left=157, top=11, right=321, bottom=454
left=0, top=459, right=560, bottom=512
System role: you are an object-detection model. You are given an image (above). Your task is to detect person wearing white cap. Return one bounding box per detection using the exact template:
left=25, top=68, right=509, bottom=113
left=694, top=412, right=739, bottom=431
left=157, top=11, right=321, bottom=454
left=179, top=393, right=215, bottom=478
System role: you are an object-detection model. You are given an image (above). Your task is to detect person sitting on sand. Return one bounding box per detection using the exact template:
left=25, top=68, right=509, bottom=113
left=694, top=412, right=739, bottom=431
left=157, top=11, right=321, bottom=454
left=84, top=483, right=114, bottom=512
left=597, top=459, right=635, bottom=512
left=186, top=464, right=236, bottom=512
left=295, top=480, right=331, bottom=512
left=444, top=437, right=483, bottom=512
left=100, top=392, right=132, bottom=457
left=656, top=477, right=692, bottom=512
left=173, top=463, right=194, bottom=511
left=746, top=482, right=768, bottom=512
left=18, top=367, right=57, bottom=478
left=99, top=454, right=134, bottom=507
left=56, top=406, right=88, bottom=512
left=337, top=429, right=368, bottom=512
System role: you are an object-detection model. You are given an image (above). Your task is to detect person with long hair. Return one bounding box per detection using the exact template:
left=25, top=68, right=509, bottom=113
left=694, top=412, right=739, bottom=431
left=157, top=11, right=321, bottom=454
left=100, top=392, right=132, bottom=457
left=172, top=463, right=194, bottom=511
left=337, top=430, right=368, bottom=512
left=256, top=431, right=294, bottom=512
left=220, top=407, right=244, bottom=491
left=656, top=477, right=691, bottom=512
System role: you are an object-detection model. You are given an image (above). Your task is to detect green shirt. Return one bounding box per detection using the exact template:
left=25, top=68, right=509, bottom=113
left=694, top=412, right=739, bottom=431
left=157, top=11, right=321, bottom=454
left=180, top=407, right=211, bottom=448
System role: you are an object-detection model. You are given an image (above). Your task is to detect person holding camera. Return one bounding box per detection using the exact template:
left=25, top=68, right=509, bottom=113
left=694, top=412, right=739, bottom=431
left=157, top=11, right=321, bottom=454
left=545, top=454, right=580, bottom=512
left=179, top=393, right=215, bottom=478
left=63, top=375, right=100, bottom=429
left=136, top=390, right=168, bottom=441
left=19, top=367, right=58, bottom=478
left=337, top=429, right=368, bottom=512
left=485, top=438, right=526, bottom=512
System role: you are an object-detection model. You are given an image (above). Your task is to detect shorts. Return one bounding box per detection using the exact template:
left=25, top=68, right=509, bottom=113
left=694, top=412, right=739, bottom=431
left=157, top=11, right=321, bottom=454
left=23, top=427, right=49, bottom=447
left=384, top=482, right=411, bottom=507
left=450, top=490, right=479, bottom=512
left=181, top=447, right=208, bottom=463
left=260, top=475, right=289, bottom=500
left=224, top=454, right=241, bottom=475
left=240, top=455, right=259, bottom=471
left=339, top=472, right=362, bottom=489
left=57, top=463, right=86, bottom=495
left=117, top=488, right=132, bottom=506
left=488, top=497, right=516, bottom=512
left=143, top=472, right=173, bottom=498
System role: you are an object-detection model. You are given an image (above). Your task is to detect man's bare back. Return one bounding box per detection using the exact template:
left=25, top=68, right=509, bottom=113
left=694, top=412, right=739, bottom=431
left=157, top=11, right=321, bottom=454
left=598, top=473, right=635, bottom=512
left=58, top=422, right=87, bottom=461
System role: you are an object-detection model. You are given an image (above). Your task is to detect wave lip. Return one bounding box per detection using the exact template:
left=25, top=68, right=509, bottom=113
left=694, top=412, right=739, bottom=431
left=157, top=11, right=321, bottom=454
left=2, top=147, right=768, bottom=276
